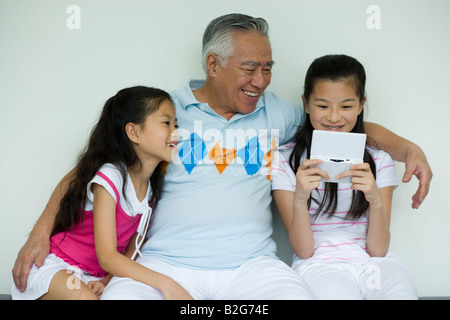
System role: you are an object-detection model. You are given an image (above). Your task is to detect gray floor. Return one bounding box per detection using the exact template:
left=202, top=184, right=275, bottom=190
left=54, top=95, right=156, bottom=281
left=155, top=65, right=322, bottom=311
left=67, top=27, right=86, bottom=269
left=1, top=293, right=449, bottom=300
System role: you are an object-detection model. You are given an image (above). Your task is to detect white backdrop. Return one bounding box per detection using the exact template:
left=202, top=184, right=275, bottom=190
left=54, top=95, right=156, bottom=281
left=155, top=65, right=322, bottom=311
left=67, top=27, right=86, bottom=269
left=1, top=0, right=449, bottom=297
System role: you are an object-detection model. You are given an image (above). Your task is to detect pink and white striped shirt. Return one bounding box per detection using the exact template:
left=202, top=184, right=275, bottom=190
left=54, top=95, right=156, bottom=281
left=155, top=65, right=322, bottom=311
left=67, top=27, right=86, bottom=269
left=271, top=143, right=398, bottom=266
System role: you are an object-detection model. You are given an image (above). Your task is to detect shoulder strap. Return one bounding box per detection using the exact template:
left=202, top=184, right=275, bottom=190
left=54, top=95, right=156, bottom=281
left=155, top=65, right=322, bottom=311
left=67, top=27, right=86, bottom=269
left=95, top=171, right=120, bottom=203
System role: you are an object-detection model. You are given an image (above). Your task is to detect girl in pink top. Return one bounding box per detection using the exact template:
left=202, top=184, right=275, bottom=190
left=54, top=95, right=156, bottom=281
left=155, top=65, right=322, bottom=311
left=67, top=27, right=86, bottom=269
left=12, top=86, right=192, bottom=300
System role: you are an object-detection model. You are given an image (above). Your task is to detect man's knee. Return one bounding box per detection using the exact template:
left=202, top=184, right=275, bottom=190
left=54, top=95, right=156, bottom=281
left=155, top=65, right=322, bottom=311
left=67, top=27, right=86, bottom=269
left=101, top=277, right=163, bottom=300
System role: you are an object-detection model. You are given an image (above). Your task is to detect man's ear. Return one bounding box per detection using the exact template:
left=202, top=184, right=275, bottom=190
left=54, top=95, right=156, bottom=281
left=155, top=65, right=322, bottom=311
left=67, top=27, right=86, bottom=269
left=125, top=122, right=140, bottom=144
left=206, top=53, right=219, bottom=77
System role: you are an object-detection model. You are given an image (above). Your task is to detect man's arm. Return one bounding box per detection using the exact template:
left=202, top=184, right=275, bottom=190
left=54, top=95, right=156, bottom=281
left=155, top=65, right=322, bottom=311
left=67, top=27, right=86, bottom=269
left=12, top=168, right=76, bottom=292
left=364, top=122, right=432, bottom=209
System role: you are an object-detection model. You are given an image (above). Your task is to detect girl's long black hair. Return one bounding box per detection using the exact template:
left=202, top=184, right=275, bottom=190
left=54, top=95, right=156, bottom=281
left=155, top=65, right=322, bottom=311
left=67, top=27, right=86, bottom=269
left=52, top=86, right=172, bottom=235
left=289, top=55, right=376, bottom=220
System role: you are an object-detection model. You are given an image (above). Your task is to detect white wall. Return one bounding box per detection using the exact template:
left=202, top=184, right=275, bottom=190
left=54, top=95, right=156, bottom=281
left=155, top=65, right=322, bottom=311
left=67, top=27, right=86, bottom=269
left=1, top=0, right=449, bottom=297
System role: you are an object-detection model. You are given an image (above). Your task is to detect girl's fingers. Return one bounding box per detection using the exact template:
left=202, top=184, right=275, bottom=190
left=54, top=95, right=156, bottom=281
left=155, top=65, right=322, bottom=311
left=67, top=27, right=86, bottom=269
left=336, top=163, right=370, bottom=180
left=349, top=177, right=371, bottom=190
left=299, top=158, right=322, bottom=170
left=298, top=159, right=330, bottom=181
left=351, top=163, right=371, bottom=171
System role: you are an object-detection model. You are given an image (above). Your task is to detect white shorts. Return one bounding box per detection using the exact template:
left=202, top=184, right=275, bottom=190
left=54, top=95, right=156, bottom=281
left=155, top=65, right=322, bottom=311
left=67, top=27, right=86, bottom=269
left=101, top=256, right=315, bottom=300
left=11, top=253, right=101, bottom=300
left=293, top=252, right=418, bottom=300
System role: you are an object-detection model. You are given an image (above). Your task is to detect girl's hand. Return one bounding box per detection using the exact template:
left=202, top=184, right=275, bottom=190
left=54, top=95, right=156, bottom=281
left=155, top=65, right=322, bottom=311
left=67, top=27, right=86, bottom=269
left=294, top=159, right=330, bottom=204
left=339, top=163, right=392, bottom=257
left=337, top=163, right=382, bottom=205
left=161, top=278, right=194, bottom=300
left=87, top=280, right=106, bottom=298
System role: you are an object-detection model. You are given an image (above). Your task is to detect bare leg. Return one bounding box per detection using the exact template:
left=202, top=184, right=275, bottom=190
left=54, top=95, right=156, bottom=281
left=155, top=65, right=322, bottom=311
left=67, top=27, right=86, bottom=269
left=39, top=270, right=98, bottom=300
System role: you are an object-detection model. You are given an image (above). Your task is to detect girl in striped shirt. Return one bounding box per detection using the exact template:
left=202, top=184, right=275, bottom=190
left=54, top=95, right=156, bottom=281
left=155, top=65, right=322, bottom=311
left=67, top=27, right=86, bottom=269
left=271, top=54, right=417, bottom=299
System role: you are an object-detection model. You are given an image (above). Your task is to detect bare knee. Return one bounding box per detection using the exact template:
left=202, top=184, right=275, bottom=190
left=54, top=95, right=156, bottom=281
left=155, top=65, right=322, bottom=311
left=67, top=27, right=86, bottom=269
left=40, top=270, right=98, bottom=300
left=71, top=287, right=98, bottom=300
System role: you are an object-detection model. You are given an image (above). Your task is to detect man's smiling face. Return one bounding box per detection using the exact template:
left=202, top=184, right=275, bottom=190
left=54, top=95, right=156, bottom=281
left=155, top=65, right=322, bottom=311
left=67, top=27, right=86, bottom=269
left=211, top=31, right=273, bottom=119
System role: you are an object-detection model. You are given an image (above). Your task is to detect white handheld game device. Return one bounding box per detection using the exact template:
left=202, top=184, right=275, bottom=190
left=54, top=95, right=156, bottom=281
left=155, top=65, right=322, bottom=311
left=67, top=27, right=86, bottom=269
left=310, top=130, right=367, bottom=184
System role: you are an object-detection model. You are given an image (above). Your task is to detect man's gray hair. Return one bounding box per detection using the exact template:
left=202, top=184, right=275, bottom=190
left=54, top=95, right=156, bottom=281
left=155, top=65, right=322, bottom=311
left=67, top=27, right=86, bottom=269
left=201, top=13, right=269, bottom=74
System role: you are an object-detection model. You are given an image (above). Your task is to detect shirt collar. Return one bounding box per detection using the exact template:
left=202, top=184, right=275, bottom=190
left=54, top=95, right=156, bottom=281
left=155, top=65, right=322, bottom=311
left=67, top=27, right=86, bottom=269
left=176, top=79, right=204, bottom=110
left=176, top=79, right=266, bottom=113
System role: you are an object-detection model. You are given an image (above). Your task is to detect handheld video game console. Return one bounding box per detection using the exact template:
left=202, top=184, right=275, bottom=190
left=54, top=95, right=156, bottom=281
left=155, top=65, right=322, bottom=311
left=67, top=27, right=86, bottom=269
left=310, top=130, right=367, bottom=183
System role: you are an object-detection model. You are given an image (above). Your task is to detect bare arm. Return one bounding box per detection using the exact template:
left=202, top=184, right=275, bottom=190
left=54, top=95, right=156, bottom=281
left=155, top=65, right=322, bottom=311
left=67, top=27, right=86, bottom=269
left=273, top=189, right=315, bottom=259
left=365, top=187, right=394, bottom=257
left=92, top=184, right=193, bottom=300
left=364, top=122, right=432, bottom=209
left=273, top=159, right=329, bottom=259
left=12, top=168, right=76, bottom=292
left=337, top=164, right=393, bottom=257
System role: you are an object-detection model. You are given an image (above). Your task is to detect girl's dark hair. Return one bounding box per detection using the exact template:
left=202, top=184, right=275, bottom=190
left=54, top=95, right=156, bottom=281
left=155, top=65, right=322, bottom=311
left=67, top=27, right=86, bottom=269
left=52, top=86, right=172, bottom=235
left=289, top=54, right=376, bottom=220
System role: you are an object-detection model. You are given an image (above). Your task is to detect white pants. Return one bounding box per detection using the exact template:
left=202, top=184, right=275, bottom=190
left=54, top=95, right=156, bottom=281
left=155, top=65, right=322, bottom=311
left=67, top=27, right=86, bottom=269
left=101, top=256, right=315, bottom=300
left=294, top=253, right=418, bottom=300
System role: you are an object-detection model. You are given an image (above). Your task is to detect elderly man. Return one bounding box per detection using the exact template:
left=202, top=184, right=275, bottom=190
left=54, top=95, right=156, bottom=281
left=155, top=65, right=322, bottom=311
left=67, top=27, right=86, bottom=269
left=13, top=13, right=431, bottom=300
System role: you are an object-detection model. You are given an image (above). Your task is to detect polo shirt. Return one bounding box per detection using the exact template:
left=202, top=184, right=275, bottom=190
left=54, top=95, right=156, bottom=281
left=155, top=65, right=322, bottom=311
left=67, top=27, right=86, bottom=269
left=141, top=80, right=303, bottom=269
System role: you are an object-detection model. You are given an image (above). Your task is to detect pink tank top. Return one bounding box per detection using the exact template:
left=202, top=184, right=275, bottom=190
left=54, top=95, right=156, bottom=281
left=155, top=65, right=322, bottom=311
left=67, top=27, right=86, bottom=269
left=50, top=171, right=142, bottom=277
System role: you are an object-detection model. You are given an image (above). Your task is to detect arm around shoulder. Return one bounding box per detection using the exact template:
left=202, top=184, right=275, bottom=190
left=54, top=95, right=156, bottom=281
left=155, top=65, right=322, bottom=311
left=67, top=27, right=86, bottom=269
left=364, top=122, right=432, bottom=209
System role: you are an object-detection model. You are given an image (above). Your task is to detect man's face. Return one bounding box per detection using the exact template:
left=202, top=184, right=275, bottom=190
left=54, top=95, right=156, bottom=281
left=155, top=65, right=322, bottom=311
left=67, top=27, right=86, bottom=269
left=211, top=31, right=273, bottom=119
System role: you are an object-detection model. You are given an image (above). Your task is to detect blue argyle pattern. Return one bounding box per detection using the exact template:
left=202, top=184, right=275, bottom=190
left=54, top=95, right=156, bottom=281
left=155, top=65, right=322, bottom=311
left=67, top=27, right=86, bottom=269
left=178, top=134, right=265, bottom=175
left=178, top=133, right=207, bottom=174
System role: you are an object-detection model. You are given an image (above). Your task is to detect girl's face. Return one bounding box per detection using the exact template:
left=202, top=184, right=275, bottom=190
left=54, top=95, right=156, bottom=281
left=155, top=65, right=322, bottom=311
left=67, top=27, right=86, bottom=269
left=132, top=100, right=179, bottom=164
left=303, top=79, right=365, bottom=133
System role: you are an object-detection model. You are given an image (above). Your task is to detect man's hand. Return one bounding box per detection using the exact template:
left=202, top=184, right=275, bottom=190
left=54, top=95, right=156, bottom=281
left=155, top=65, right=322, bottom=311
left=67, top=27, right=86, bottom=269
left=364, top=122, right=432, bottom=209
left=12, top=168, right=75, bottom=292
left=402, top=146, right=433, bottom=209
left=12, top=235, right=50, bottom=292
